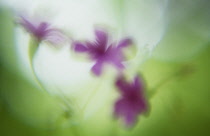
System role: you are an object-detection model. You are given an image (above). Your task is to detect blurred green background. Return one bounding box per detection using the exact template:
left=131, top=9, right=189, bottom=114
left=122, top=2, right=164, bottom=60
left=0, top=3, right=210, bottom=136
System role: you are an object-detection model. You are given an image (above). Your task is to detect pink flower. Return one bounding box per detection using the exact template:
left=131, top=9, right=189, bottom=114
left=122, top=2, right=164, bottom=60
left=73, top=28, right=132, bottom=76
left=19, top=16, right=66, bottom=45
left=114, top=75, right=148, bottom=127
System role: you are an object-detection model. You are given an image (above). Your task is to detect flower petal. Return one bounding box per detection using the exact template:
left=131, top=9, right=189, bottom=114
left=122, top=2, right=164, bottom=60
left=111, top=59, right=124, bottom=69
left=124, top=110, right=137, bottom=127
left=19, top=16, right=36, bottom=34
left=73, top=42, right=88, bottom=52
left=95, top=29, right=108, bottom=49
left=114, top=98, right=128, bottom=117
left=44, top=30, right=67, bottom=45
left=91, top=60, right=104, bottom=76
left=115, top=76, right=130, bottom=94
left=117, top=38, right=132, bottom=48
left=133, top=75, right=143, bottom=92
left=114, top=98, right=137, bottom=127
left=35, top=22, right=49, bottom=39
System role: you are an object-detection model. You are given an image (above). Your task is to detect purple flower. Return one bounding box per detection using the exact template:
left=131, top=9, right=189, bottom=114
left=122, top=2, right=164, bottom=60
left=114, top=75, right=148, bottom=127
left=19, top=16, right=66, bottom=45
left=73, top=29, right=132, bottom=76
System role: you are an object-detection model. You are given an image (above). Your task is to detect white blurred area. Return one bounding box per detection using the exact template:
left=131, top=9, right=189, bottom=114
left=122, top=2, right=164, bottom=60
left=123, top=0, right=168, bottom=54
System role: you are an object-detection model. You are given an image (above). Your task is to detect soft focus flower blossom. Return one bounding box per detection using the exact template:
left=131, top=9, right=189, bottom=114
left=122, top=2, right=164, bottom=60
left=0, top=0, right=167, bottom=93
left=73, top=28, right=132, bottom=76
left=0, top=0, right=210, bottom=132
left=114, top=75, right=147, bottom=127
left=0, top=0, right=166, bottom=125
left=18, top=16, right=67, bottom=45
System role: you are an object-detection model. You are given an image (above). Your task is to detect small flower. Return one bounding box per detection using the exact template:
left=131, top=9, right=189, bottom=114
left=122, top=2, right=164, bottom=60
left=114, top=75, right=147, bottom=127
left=73, top=28, right=132, bottom=76
left=18, top=16, right=66, bottom=45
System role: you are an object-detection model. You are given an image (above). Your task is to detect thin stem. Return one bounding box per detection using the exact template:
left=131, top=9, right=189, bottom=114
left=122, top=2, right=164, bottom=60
left=28, top=39, right=80, bottom=136
left=28, top=39, right=73, bottom=110
left=149, top=72, right=177, bottom=98
left=80, top=80, right=102, bottom=114
left=148, top=65, right=194, bottom=98
left=29, top=50, right=75, bottom=114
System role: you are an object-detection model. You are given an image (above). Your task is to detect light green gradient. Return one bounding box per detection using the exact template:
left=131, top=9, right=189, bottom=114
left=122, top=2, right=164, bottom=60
left=1, top=2, right=210, bottom=136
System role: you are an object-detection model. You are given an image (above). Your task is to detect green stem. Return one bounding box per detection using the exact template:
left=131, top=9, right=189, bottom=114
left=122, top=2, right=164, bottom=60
left=28, top=39, right=72, bottom=110
left=149, top=72, right=177, bottom=98
left=80, top=79, right=102, bottom=115
left=28, top=39, right=80, bottom=136
left=148, top=65, right=194, bottom=98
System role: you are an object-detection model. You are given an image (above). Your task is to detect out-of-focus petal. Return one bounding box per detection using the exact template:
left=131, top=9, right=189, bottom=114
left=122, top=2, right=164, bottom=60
left=115, top=76, right=130, bottom=94
left=114, top=98, right=137, bottom=127
left=114, top=98, right=128, bottom=117
left=91, top=60, right=104, bottom=76
left=95, top=28, right=108, bottom=49
left=117, top=38, right=132, bottom=48
left=124, top=110, right=137, bottom=127
left=133, top=75, right=142, bottom=92
left=114, top=75, right=148, bottom=127
left=73, top=42, right=88, bottom=52
left=19, top=16, right=36, bottom=34
left=111, top=59, right=124, bottom=69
